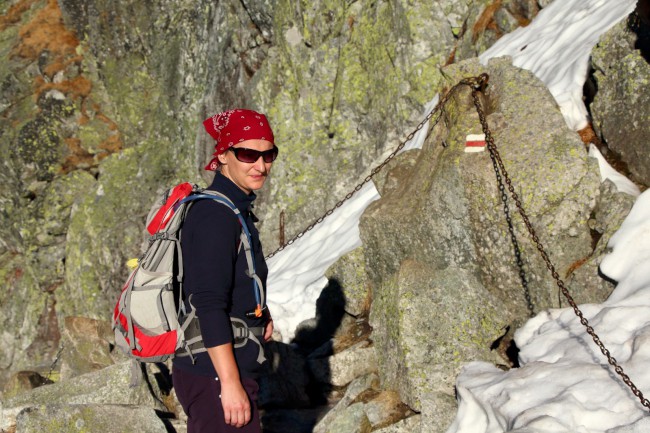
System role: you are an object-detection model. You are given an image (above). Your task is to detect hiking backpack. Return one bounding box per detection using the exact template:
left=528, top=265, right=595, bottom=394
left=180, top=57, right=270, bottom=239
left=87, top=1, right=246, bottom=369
left=112, top=182, right=266, bottom=364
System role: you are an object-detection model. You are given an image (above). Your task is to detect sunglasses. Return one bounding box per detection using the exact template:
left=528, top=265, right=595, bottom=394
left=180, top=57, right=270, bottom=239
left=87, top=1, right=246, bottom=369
left=228, top=145, right=279, bottom=163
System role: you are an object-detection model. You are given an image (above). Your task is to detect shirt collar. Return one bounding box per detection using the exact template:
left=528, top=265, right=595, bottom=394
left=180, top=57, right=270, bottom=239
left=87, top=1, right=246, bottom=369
left=208, top=171, right=256, bottom=215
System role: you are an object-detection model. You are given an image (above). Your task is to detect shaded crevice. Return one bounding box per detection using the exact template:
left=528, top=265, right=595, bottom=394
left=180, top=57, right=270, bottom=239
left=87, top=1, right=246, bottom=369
left=630, top=0, right=650, bottom=62
left=490, top=326, right=520, bottom=368
left=589, top=211, right=604, bottom=252
left=238, top=0, right=272, bottom=44
left=582, top=68, right=641, bottom=188
left=582, top=63, right=598, bottom=118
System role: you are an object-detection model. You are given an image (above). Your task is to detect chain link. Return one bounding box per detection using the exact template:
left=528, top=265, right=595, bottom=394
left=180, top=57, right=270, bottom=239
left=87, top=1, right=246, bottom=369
left=463, top=73, right=650, bottom=410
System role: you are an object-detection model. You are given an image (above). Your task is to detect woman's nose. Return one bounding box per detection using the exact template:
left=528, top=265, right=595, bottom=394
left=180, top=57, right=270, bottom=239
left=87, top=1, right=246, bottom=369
left=252, top=156, right=266, bottom=172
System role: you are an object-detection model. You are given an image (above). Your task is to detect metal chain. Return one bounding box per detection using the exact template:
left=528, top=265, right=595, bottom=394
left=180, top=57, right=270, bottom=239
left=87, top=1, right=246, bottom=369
left=463, top=73, right=650, bottom=410
left=466, top=82, right=535, bottom=317
left=265, top=80, right=468, bottom=259
left=486, top=132, right=535, bottom=317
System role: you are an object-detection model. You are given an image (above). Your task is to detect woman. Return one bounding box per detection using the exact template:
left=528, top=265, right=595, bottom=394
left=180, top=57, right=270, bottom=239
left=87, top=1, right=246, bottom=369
left=172, top=109, right=277, bottom=432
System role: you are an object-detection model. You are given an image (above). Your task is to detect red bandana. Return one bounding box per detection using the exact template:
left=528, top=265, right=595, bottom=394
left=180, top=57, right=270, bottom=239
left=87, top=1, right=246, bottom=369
left=203, top=109, right=275, bottom=171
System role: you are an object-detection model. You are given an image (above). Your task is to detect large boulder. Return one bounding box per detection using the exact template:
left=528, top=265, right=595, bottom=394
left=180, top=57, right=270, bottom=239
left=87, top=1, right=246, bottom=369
left=59, top=316, right=125, bottom=380
left=14, top=404, right=170, bottom=433
left=360, top=56, right=606, bottom=429
left=590, top=12, right=650, bottom=187
left=0, top=361, right=168, bottom=431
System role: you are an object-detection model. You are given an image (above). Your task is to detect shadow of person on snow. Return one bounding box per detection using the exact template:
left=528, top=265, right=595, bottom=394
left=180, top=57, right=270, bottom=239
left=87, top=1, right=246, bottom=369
left=259, top=278, right=347, bottom=433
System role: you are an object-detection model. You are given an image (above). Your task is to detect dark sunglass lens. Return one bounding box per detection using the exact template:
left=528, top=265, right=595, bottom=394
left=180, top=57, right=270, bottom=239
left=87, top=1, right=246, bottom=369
left=262, top=146, right=279, bottom=163
left=231, top=146, right=278, bottom=163
left=235, top=148, right=260, bottom=163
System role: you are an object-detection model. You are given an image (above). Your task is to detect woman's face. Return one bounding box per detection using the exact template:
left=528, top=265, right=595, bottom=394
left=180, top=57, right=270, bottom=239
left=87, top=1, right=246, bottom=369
left=218, top=139, right=275, bottom=194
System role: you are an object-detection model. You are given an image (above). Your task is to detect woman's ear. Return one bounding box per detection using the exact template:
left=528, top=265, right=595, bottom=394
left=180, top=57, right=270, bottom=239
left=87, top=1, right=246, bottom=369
left=218, top=152, right=228, bottom=165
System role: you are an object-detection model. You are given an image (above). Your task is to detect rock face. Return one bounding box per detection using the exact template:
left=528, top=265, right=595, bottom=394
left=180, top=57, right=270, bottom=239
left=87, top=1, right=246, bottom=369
left=590, top=10, right=650, bottom=186
left=251, top=0, right=477, bottom=250
left=0, top=0, right=542, bottom=389
left=1, top=0, right=289, bottom=386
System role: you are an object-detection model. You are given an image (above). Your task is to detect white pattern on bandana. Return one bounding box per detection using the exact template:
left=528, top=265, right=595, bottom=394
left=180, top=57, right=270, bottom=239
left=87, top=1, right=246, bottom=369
left=211, top=109, right=237, bottom=142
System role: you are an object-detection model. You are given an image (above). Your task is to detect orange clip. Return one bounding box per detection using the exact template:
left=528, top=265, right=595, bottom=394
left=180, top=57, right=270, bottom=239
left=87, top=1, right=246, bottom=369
left=254, top=305, right=262, bottom=318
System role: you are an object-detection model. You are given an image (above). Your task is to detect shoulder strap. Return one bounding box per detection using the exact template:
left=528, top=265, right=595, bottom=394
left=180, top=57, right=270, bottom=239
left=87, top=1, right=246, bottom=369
left=179, top=192, right=265, bottom=316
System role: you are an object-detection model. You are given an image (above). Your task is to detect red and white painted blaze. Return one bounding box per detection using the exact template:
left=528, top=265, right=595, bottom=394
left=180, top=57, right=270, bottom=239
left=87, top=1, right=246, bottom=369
left=465, top=133, right=486, bottom=153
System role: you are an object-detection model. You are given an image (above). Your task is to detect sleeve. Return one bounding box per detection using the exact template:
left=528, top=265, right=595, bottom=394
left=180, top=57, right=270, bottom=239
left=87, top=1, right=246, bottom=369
left=181, top=199, right=241, bottom=348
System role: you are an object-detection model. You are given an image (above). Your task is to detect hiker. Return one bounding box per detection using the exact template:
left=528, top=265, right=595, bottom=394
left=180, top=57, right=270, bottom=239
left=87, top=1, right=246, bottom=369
left=172, top=109, right=277, bottom=432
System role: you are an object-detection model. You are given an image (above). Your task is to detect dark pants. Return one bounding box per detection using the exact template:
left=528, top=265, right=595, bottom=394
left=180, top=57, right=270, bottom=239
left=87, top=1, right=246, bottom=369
left=173, top=365, right=261, bottom=433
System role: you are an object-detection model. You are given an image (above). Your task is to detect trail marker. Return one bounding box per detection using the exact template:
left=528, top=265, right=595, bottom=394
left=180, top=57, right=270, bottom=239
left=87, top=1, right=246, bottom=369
left=465, top=133, right=486, bottom=153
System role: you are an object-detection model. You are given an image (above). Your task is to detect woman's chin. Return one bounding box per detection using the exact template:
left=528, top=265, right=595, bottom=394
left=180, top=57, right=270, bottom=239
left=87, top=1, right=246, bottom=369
left=248, top=177, right=267, bottom=190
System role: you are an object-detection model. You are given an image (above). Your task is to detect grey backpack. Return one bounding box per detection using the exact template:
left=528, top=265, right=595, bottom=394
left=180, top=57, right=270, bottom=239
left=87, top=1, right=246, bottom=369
left=112, top=182, right=266, bottom=364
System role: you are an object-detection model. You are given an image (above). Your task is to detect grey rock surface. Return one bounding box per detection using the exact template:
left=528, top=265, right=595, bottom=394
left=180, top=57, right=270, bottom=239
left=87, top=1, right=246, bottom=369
left=14, top=404, right=170, bottom=433
left=591, top=16, right=650, bottom=187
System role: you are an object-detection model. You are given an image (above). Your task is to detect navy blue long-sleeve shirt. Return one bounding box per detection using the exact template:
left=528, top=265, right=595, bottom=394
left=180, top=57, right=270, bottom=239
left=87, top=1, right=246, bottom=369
left=172, top=172, right=268, bottom=379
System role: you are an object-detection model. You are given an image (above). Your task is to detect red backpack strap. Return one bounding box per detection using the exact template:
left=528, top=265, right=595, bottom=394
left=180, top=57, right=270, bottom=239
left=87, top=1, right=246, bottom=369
left=147, top=183, right=194, bottom=235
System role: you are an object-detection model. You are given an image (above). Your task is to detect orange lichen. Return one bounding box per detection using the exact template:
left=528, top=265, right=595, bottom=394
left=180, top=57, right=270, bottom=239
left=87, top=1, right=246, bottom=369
left=12, top=0, right=91, bottom=102
left=42, top=54, right=83, bottom=79
left=347, top=15, right=356, bottom=32
left=0, top=0, right=38, bottom=32
left=78, top=112, right=90, bottom=125
left=577, top=123, right=600, bottom=148
left=98, top=134, right=123, bottom=153
left=565, top=256, right=589, bottom=278
left=6, top=0, right=124, bottom=174
left=95, top=113, right=119, bottom=131
left=13, top=0, right=79, bottom=60
left=35, top=75, right=93, bottom=100
left=472, top=0, right=503, bottom=43
left=578, top=123, right=643, bottom=189
left=61, top=129, right=123, bottom=173
left=61, top=137, right=95, bottom=173
left=445, top=47, right=456, bottom=66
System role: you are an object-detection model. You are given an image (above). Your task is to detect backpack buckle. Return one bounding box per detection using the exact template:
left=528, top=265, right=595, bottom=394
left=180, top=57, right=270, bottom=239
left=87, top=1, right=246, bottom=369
left=245, top=305, right=267, bottom=319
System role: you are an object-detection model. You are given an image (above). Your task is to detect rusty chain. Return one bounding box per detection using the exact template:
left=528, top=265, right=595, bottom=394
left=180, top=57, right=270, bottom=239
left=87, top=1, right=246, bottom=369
left=265, top=72, right=650, bottom=411
left=478, top=105, right=536, bottom=317
left=463, top=73, right=650, bottom=410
